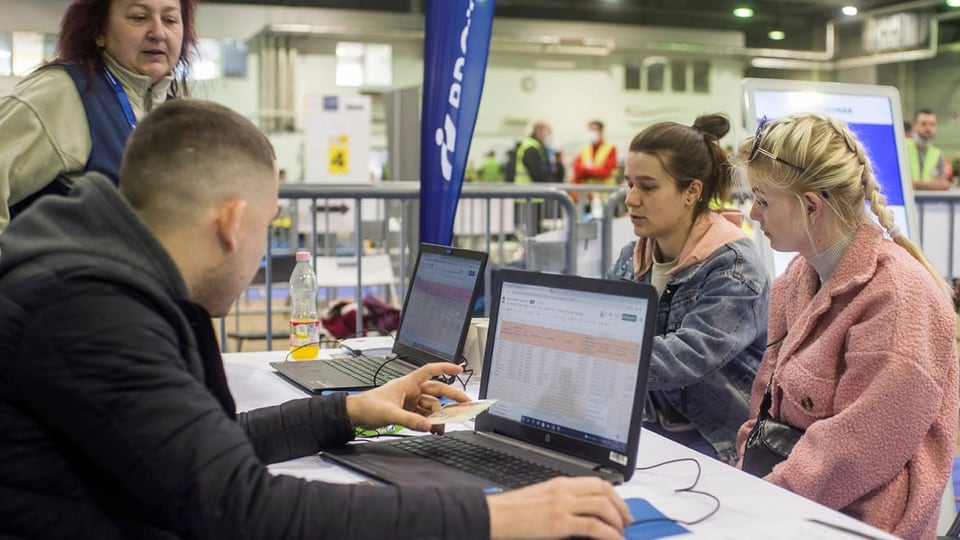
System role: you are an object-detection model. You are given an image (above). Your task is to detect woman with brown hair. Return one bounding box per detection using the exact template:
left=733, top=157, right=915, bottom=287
left=606, top=113, right=770, bottom=464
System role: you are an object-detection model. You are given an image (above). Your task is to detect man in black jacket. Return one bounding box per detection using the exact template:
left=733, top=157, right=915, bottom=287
left=0, top=99, right=631, bottom=539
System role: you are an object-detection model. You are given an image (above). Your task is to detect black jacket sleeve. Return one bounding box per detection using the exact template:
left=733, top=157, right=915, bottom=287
left=237, top=394, right=355, bottom=464
left=522, top=146, right=553, bottom=183
left=552, top=155, right=566, bottom=182
left=17, top=285, right=491, bottom=539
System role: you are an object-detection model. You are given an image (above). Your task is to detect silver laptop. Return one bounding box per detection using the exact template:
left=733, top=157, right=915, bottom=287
left=323, top=269, right=657, bottom=492
left=271, top=243, right=487, bottom=392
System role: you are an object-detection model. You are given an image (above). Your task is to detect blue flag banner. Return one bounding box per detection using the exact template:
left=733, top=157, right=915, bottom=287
left=419, top=0, right=495, bottom=245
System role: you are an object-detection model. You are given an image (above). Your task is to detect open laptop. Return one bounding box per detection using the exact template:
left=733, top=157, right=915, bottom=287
left=271, top=243, right=487, bottom=392
left=323, top=269, right=657, bottom=492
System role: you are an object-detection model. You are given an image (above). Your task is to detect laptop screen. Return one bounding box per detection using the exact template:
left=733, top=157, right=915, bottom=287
left=393, top=245, right=485, bottom=361
left=483, top=279, right=651, bottom=454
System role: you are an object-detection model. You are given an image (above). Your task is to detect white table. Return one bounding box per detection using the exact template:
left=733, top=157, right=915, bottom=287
left=224, top=351, right=897, bottom=539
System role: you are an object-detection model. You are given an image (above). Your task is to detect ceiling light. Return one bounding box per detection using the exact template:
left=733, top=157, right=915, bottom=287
left=733, top=7, right=754, bottom=18
left=948, top=0, right=960, bottom=7
left=768, top=29, right=786, bottom=40
left=842, top=6, right=858, bottom=16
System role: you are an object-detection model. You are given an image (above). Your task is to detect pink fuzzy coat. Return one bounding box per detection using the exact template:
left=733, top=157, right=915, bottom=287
left=736, top=225, right=958, bottom=539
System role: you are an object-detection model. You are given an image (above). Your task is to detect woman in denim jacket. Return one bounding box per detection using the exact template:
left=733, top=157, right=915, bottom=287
left=606, top=114, right=770, bottom=464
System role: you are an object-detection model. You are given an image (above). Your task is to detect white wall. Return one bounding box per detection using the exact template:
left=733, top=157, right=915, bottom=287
left=471, top=53, right=746, bottom=166
left=913, top=53, right=960, bottom=159
left=0, top=1, right=804, bottom=178
left=1, top=0, right=67, bottom=31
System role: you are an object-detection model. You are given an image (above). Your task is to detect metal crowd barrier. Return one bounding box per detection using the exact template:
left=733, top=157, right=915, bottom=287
left=915, top=190, right=960, bottom=281
left=220, top=182, right=592, bottom=352
left=598, top=189, right=960, bottom=284
left=601, top=190, right=628, bottom=274
left=220, top=182, right=960, bottom=353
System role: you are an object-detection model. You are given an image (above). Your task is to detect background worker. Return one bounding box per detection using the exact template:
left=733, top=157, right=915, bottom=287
left=906, top=108, right=952, bottom=191
left=572, top=120, right=618, bottom=187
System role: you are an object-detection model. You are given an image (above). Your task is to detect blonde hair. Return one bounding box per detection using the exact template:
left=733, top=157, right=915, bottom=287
left=736, top=113, right=951, bottom=299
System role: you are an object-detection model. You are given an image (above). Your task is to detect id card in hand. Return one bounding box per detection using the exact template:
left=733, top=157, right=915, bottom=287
left=426, top=399, right=498, bottom=425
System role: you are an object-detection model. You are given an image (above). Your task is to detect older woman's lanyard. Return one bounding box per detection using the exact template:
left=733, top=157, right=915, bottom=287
left=103, top=68, right=138, bottom=130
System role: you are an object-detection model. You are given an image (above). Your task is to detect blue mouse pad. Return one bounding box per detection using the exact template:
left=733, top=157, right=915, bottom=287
left=624, top=498, right=690, bottom=540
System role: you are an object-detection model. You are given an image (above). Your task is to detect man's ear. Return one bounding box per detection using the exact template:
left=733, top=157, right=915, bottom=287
left=216, top=199, right=248, bottom=253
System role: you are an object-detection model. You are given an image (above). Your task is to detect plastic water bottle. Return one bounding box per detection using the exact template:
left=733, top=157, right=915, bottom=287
left=590, top=193, right=604, bottom=219
left=288, top=251, right=319, bottom=360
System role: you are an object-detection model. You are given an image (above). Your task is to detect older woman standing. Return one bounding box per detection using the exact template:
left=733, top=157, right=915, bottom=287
left=0, top=0, right=197, bottom=231
left=736, top=113, right=957, bottom=539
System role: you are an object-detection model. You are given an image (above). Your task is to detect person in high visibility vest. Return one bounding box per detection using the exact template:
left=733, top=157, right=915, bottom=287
left=478, top=150, right=502, bottom=183
left=512, top=122, right=564, bottom=233
left=906, top=109, right=952, bottom=191
left=571, top=120, right=618, bottom=214
left=572, top=120, right=618, bottom=186
left=513, top=121, right=564, bottom=185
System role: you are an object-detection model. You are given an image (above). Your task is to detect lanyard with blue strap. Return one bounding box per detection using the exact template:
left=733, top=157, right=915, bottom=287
left=102, top=67, right=137, bottom=130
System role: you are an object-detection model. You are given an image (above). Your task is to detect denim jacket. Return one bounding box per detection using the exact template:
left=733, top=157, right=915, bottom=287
left=606, top=236, right=769, bottom=464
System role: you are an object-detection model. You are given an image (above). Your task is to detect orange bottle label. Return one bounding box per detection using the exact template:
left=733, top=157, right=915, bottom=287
left=289, top=319, right=320, bottom=360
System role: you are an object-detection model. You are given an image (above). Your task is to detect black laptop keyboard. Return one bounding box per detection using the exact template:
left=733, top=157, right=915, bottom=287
left=389, top=436, right=567, bottom=489
left=327, top=356, right=409, bottom=384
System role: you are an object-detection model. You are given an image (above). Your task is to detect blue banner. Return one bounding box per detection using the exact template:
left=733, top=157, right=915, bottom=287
left=419, top=0, right=495, bottom=245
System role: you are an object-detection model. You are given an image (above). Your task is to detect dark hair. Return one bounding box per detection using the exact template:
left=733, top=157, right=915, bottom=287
left=915, top=108, right=935, bottom=120
left=589, top=120, right=604, bottom=131
left=628, top=113, right=733, bottom=217
left=55, top=0, right=198, bottom=97
left=121, top=100, right=276, bottom=226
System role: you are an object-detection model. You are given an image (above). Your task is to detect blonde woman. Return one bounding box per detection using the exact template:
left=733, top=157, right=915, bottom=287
left=735, top=113, right=957, bottom=538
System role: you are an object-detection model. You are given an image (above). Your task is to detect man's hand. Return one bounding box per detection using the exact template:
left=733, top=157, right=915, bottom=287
left=488, top=477, right=632, bottom=540
left=345, top=362, right=469, bottom=432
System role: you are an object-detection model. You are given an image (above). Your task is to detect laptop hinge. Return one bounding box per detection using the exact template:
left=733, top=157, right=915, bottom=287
left=474, top=431, right=601, bottom=471
left=593, top=466, right=625, bottom=484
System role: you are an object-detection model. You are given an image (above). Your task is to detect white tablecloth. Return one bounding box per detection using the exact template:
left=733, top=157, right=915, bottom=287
left=224, top=351, right=897, bottom=539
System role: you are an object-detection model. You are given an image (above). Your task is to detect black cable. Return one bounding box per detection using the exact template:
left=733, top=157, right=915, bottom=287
left=339, top=341, right=362, bottom=357
left=356, top=431, right=412, bottom=439
left=372, top=354, right=407, bottom=386
left=630, top=457, right=721, bottom=528
left=452, top=352, right=473, bottom=390
left=365, top=348, right=469, bottom=389
left=354, top=432, right=416, bottom=442
left=765, top=332, right=788, bottom=349
left=456, top=368, right=474, bottom=390
left=336, top=335, right=403, bottom=387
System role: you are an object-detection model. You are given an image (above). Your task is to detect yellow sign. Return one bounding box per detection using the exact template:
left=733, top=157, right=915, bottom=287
left=329, top=134, right=349, bottom=174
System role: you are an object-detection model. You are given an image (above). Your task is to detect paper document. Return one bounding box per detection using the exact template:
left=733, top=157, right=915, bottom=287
left=427, top=399, right=498, bottom=425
